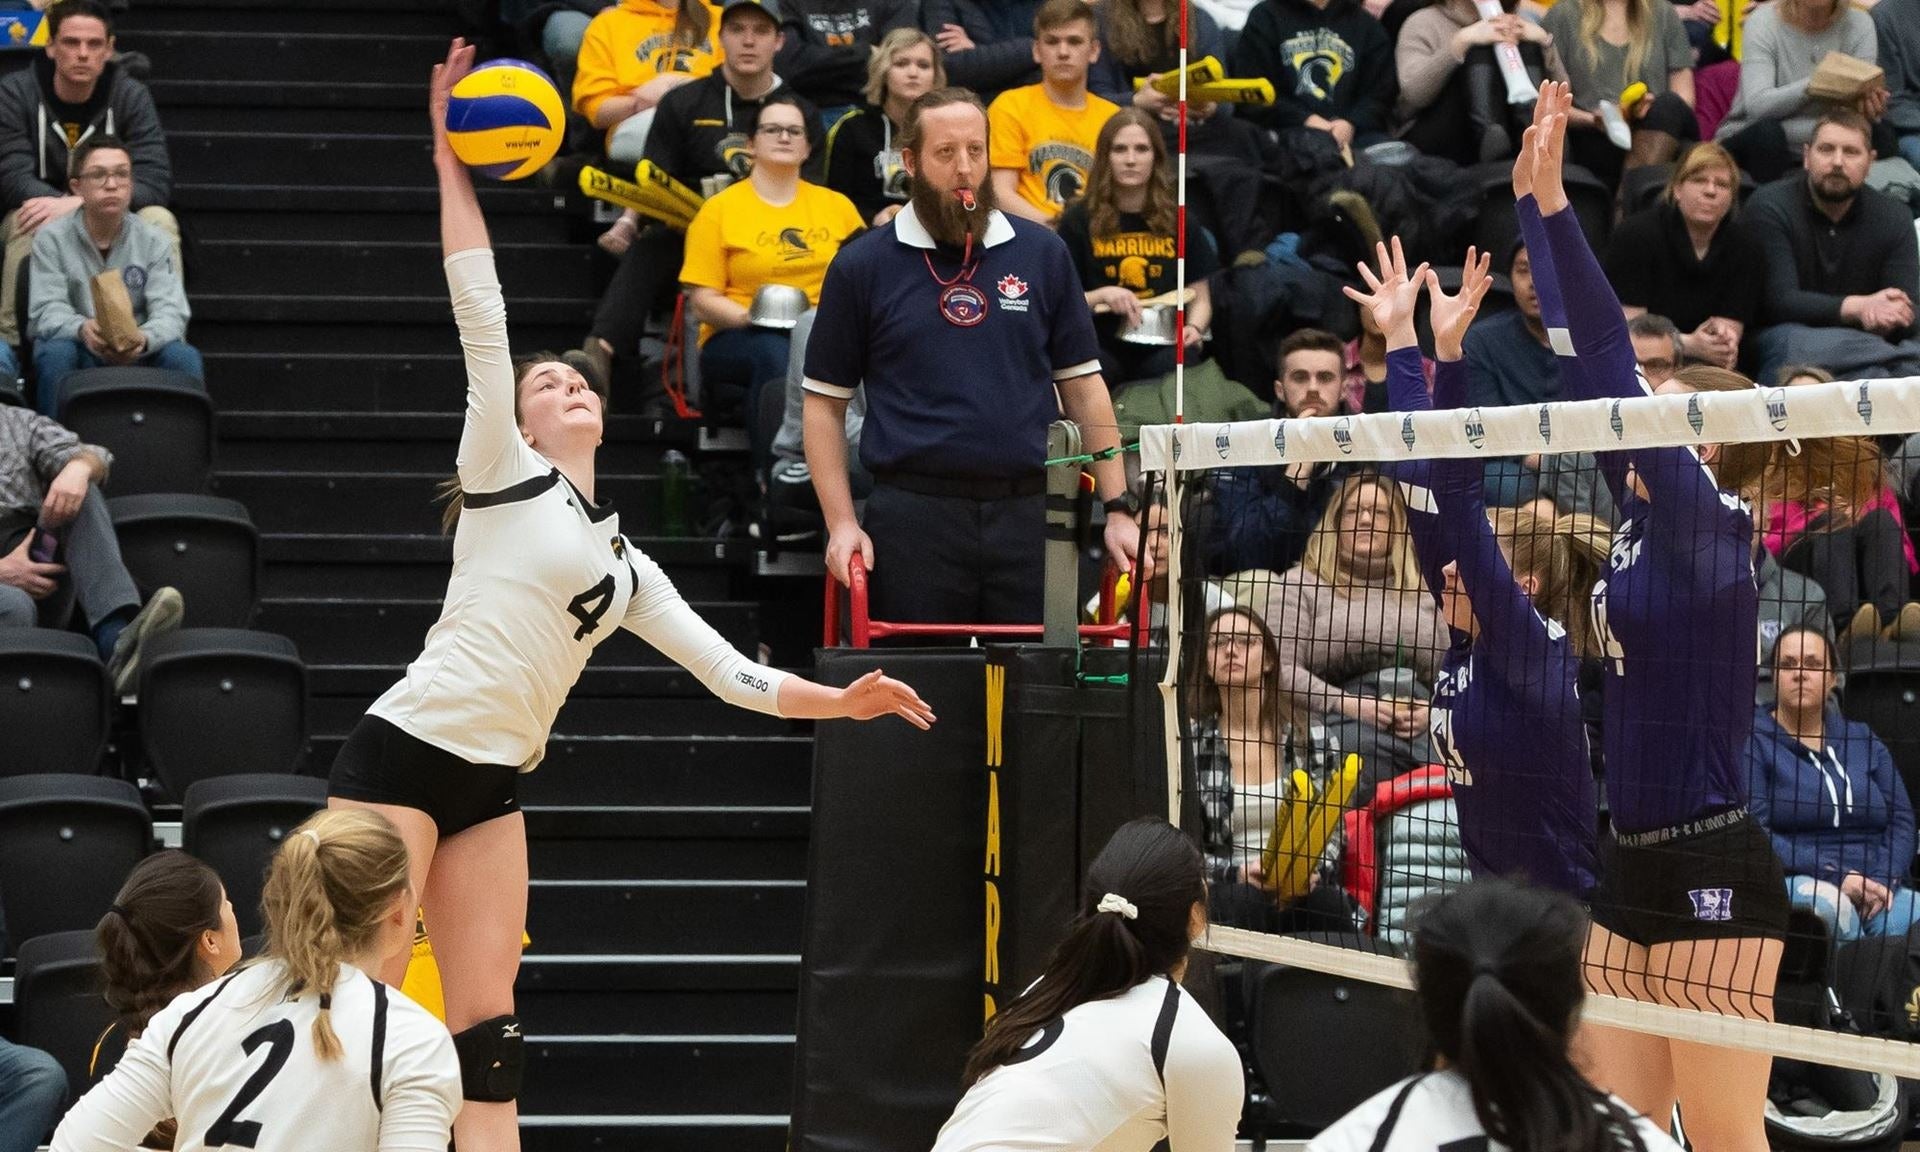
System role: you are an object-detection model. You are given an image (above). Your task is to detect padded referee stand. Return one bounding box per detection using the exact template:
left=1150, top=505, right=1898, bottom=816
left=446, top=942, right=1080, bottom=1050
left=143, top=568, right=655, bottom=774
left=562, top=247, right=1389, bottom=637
left=183, top=774, right=328, bottom=939
left=109, top=494, right=261, bottom=628
left=791, top=644, right=1166, bottom=1152
left=13, top=929, right=114, bottom=1101
left=0, top=774, right=150, bottom=959
left=137, top=629, right=305, bottom=801
left=0, top=628, right=111, bottom=776
left=58, top=367, right=215, bottom=496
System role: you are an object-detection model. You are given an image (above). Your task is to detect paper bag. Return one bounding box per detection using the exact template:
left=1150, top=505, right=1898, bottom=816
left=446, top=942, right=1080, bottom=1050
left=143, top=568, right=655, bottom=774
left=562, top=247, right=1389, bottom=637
left=89, top=268, right=142, bottom=355
left=1808, top=52, right=1884, bottom=103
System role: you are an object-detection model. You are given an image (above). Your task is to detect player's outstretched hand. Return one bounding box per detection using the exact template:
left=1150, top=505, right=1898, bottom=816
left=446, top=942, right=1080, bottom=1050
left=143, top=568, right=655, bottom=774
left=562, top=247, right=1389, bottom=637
left=430, top=38, right=478, bottom=146
left=1341, top=237, right=1427, bottom=350
left=1521, top=81, right=1573, bottom=215
left=838, top=669, right=938, bottom=729
left=1424, top=246, right=1493, bottom=361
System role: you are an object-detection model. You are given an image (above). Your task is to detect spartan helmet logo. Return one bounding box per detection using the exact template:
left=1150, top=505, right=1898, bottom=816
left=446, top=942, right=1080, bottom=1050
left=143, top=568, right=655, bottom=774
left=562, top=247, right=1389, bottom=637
left=1118, top=256, right=1151, bottom=291
left=1401, top=414, right=1416, bottom=451
left=720, top=133, right=754, bottom=178
left=1687, top=394, right=1704, bottom=436
left=779, top=228, right=811, bottom=256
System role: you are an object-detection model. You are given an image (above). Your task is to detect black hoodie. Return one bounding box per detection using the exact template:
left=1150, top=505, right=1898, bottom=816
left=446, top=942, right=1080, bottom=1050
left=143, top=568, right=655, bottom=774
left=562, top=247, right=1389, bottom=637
left=774, top=0, right=921, bottom=108
left=1229, top=0, right=1395, bottom=135
left=0, top=57, right=170, bottom=211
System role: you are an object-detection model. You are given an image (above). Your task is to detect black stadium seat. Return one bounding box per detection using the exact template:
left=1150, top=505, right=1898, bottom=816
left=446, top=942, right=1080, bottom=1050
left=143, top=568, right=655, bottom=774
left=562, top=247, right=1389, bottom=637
left=138, top=629, right=306, bottom=799
left=1248, top=935, right=1425, bottom=1133
left=58, top=367, right=214, bottom=495
left=183, top=773, right=329, bottom=938
left=1838, top=639, right=1920, bottom=826
left=0, top=774, right=150, bottom=958
left=109, top=493, right=261, bottom=627
left=0, top=629, right=111, bottom=776
left=13, top=929, right=114, bottom=1101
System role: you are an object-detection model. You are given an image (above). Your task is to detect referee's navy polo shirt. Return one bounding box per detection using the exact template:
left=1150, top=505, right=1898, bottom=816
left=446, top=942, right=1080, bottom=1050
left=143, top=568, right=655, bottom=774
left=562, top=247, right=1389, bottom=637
left=801, top=201, right=1102, bottom=480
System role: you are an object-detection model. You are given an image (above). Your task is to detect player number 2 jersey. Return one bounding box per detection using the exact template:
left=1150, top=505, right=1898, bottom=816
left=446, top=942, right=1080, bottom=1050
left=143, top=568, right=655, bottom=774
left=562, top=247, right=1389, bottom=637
left=51, top=961, right=461, bottom=1152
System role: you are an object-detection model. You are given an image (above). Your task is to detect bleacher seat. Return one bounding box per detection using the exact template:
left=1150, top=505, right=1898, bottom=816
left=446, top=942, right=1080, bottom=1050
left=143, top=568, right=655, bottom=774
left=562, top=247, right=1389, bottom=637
left=1471, top=160, right=1614, bottom=270
left=138, top=629, right=306, bottom=800
left=1248, top=936, right=1424, bottom=1133
left=1838, top=639, right=1920, bottom=821
left=58, top=367, right=214, bottom=495
left=0, top=774, right=150, bottom=958
left=12, top=929, right=113, bottom=1101
left=109, top=493, right=260, bottom=627
left=183, top=773, right=328, bottom=939
left=0, top=629, right=110, bottom=776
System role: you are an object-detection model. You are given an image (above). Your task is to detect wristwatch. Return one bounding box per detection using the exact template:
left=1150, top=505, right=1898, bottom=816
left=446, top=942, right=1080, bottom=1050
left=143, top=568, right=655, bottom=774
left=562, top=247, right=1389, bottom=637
left=1102, top=492, right=1142, bottom=518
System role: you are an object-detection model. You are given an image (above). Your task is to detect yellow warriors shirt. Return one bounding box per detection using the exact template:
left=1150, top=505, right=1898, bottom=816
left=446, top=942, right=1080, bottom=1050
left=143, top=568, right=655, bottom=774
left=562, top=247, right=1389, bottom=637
left=678, top=178, right=866, bottom=343
left=572, top=0, right=725, bottom=130
left=986, top=85, right=1119, bottom=220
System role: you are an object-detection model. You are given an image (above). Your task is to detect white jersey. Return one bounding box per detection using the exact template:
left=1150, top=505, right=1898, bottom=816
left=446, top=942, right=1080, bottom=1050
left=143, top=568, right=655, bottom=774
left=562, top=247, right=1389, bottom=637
left=369, top=249, right=791, bottom=769
left=51, top=961, right=461, bottom=1152
left=931, top=977, right=1244, bottom=1152
left=1307, top=1070, right=1682, bottom=1152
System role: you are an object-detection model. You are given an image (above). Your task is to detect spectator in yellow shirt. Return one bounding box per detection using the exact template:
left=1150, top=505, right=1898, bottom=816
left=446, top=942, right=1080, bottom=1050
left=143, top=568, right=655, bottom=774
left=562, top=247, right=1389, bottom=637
left=572, top=0, right=725, bottom=163
left=681, top=91, right=865, bottom=461
left=987, top=0, right=1120, bottom=224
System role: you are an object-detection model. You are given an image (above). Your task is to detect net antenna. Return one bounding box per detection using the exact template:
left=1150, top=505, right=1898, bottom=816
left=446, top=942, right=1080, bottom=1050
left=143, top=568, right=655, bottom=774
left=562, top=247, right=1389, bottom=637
left=1151, top=375, right=1920, bottom=1080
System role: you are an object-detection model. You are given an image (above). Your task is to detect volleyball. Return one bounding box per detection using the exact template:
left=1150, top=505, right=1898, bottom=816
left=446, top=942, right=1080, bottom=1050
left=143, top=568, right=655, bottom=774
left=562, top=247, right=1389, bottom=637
left=444, top=59, right=564, bottom=181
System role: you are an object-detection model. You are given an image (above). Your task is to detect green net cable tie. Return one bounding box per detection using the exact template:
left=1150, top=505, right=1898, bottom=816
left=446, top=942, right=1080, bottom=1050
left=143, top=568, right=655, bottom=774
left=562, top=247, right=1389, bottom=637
left=1042, top=444, right=1137, bottom=468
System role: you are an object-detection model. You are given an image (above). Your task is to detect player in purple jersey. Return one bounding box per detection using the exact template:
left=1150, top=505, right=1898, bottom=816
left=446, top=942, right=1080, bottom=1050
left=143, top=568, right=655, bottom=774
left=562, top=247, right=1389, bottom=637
left=1343, top=238, right=1605, bottom=903
left=1515, top=83, right=1882, bottom=1152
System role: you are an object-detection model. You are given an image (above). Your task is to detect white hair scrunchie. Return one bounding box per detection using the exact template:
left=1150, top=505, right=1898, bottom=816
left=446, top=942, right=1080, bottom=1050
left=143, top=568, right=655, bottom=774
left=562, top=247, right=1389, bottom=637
left=1096, top=893, right=1139, bottom=921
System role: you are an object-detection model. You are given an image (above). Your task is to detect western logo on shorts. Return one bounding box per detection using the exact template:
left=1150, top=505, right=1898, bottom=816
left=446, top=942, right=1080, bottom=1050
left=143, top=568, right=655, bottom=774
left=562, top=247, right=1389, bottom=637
left=1214, top=427, right=1231, bottom=460
left=1687, top=887, right=1734, bottom=922
left=995, top=274, right=1030, bottom=313
left=1400, top=414, right=1416, bottom=451
left=1273, top=421, right=1287, bottom=456
left=1538, top=404, right=1552, bottom=445
left=1464, top=408, right=1485, bottom=450
left=1610, top=400, right=1624, bottom=441
left=1687, top=394, right=1704, bottom=436
left=1766, top=388, right=1788, bottom=432
left=1859, top=382, right=1875, bottom=426
left=1333, top=416, right=1353, bottom=455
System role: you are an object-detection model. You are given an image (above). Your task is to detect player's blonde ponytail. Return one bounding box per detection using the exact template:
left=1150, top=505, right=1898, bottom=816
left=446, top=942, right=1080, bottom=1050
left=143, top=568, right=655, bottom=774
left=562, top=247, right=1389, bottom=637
left=260, top=809, right=411, bottom=1061
left=1490, top=508, right=1611, bottom=657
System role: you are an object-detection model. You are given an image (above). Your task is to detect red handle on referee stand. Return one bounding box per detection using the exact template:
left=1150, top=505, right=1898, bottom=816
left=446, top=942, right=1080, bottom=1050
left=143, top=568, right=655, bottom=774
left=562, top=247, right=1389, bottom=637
left=821, top=553, right=1133, bottom=648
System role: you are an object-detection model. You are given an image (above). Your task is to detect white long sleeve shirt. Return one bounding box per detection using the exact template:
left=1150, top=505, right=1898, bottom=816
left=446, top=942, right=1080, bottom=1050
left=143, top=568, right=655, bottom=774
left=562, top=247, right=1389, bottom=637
left=368, top=249, right=791, bottom=769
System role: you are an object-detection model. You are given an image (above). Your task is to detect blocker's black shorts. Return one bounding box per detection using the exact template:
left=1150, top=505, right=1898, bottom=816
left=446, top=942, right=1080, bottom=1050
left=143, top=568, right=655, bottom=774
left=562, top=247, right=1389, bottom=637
left=327, top=714, right=521, bottom=838
left=1588, top=808, right=1788, bottom=945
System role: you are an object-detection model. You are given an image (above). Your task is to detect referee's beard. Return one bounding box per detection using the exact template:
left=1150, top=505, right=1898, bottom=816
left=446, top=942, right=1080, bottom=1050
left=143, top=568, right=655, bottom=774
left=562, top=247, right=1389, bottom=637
left=910, top=170, right=996, bottom=250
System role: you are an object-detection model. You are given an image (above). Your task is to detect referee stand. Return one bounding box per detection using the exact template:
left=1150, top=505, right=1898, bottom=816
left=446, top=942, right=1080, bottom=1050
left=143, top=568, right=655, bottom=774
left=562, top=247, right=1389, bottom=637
left=791, top=423, right=1170, bottom=1152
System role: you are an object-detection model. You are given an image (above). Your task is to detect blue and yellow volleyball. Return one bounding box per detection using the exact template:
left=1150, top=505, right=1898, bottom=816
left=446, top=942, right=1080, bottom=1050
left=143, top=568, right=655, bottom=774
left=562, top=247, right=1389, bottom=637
left=445, top=60, right=565, bottom=181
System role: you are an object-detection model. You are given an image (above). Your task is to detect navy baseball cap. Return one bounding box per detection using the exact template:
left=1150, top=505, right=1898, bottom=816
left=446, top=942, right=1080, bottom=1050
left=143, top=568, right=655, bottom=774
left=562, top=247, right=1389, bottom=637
left=721, top=0, right=781, bottom=21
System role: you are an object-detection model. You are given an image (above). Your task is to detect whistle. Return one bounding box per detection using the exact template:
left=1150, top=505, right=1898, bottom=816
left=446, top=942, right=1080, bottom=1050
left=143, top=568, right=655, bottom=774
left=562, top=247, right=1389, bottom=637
left=956, top=187, right=976, bottom=211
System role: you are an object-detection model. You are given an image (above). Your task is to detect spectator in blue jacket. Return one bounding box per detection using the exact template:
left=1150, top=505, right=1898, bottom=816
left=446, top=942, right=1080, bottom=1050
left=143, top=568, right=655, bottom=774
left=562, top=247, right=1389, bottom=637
left=1748, top=624, right=1920, bottom=942
left=1205, top=327, right=1349, bottom=577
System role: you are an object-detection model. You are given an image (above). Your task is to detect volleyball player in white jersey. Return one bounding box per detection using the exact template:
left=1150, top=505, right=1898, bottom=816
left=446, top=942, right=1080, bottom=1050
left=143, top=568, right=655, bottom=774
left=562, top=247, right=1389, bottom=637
left=323, top=41, right=936, bottom=1152
left=52, top=809, right=462, bottom=1152
left=931, top=818, right=1244, bottom=1152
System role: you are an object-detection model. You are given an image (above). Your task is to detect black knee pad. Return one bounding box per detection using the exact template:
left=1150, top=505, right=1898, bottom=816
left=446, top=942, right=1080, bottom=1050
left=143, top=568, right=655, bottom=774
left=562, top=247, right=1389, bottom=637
left=452, top=1014, right=525, bottom=1102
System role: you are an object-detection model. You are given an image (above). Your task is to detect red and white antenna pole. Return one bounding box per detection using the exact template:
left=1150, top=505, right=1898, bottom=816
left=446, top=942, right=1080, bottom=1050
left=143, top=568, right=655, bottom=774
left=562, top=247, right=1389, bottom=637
left=1172, top=0, right=1190, bottom=426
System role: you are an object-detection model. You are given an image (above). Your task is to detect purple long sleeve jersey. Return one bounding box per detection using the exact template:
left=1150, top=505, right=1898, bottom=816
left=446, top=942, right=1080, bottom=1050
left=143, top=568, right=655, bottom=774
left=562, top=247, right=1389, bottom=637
left=1385, top=347, right=1599, bottom=898
left=1517, top=197, right=1759, bottom=835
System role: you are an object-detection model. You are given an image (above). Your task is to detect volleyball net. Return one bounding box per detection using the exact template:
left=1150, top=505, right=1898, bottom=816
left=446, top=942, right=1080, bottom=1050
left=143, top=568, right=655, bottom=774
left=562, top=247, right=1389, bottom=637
left=1141, top=376, right=1920, bottom=1083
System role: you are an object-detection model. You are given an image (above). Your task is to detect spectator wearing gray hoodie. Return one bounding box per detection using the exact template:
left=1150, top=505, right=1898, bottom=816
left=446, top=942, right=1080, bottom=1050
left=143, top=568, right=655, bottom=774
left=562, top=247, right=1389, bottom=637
left=27, top=135, right=198, bottom=417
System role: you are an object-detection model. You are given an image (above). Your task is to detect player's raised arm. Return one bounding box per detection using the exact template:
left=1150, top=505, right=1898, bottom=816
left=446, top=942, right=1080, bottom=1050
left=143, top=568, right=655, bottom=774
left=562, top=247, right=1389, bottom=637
left=431, top=39, right=488, bottom=260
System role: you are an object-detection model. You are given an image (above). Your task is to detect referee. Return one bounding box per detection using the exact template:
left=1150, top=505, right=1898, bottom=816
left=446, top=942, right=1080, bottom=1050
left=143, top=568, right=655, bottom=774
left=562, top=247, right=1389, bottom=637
left=802, top=87, right=1139, bottom=627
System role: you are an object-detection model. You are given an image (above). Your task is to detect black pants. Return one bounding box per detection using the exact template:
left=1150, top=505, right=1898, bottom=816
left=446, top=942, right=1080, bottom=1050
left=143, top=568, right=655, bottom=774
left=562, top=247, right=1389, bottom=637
left=590, top=225, right=686, bottom=353
left=861, top=482, right=1044, bottom=633
left=1401, top=43, right=1549, bottom=167
left=1565, top=90, right=1698, bottom=190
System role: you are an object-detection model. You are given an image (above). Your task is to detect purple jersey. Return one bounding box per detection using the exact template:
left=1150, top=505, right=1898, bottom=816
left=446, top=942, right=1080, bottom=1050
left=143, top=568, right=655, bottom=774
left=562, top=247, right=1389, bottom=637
left=1520, top=200, right=1759, bottom=834
left=1385, top=348, right=1599, bottom=897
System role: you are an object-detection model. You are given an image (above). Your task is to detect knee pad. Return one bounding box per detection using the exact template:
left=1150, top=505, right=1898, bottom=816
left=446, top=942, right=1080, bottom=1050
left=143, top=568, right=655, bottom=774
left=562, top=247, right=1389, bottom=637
left=452, top=1014, right=525, bottom=1102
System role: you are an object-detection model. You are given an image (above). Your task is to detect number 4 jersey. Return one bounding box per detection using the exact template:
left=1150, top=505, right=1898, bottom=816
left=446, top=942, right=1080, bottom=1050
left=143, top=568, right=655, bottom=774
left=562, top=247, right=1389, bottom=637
left=51, top=962, right=461, bottom=1152
left=368, top=250, right=792, bottom=770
